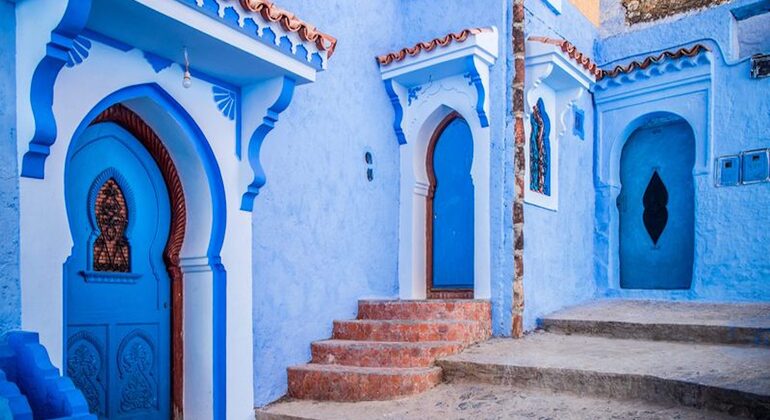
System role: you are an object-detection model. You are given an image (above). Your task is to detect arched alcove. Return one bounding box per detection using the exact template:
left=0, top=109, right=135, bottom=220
left=426, top=112, right=475, bottom=299
left=617, top=115, right=695, bottom=290
left=19, top=83, right=228, bottom=418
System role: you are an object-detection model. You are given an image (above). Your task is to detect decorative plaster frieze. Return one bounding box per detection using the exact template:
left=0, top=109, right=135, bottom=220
left=595, top=46, right=712, bottom=92
left=178, top=0, right=334, bottom=70
left=378, top=27, right=499, bottom=143
left=240, top=77, right=296, bottom=211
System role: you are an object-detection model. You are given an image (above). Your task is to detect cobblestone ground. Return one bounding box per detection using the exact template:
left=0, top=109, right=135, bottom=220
left=258, top=382, right=739, bottom=419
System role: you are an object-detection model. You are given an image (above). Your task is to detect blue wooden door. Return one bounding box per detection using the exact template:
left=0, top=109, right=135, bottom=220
left=430, top=117, right=474, bottom=291
left=618, top=121, right=695, bottom=289
left=64, top=123, right=171, bottom=419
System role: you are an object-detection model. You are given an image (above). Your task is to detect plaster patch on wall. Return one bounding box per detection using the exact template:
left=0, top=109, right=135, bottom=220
left=621, top=0, right=730, bottom=24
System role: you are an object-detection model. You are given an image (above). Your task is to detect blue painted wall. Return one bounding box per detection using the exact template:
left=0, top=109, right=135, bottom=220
left=249, top=1, right=613, bottom=404
left=397, top=0, right=513, bottom=337
left=523, top=1, right=600, bottom=330
left=0, top=2, right=21, bottom=335
left=250, top=0, right=404, bottom=406
left=596, top=0, right=770, bottom=301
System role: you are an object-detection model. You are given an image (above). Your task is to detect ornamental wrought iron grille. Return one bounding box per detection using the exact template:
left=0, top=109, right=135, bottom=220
left=93, top=178, right=131, bottom=272
left=529, top=98, right=551, bottom=195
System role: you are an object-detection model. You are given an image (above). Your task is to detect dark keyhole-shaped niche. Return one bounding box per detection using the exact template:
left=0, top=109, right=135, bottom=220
left=642, top=171, right=668, bottom=245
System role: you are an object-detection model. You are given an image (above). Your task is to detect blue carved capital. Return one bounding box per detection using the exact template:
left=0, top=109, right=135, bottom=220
left=463, top=56, right=489, bottom=128
left=383, top=79, right=406, bottom=145
left=241, top=77, right=296, bottom=211
left=21, top=0, right=94, bottom=179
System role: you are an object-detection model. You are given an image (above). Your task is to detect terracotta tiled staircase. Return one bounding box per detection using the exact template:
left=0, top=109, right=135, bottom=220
left=287, top=299, right=491, bottom=401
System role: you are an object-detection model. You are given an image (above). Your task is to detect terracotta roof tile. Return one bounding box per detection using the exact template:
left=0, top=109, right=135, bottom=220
left=529, top=36, right=602, bottom=79
left=239, top=0, right=337, bottom=58
left=599, top=44, right=709, bottom=80
left=376, top=28, right=492, bottom=67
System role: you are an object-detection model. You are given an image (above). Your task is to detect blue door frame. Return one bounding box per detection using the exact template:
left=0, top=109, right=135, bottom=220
left=426, top=113, right=475, bottom=299
left=64, top=122, right=171, bottom=419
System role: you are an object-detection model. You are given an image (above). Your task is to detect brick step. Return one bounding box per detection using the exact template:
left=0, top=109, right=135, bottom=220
left=358, top=299, right=491, bottom=321
left=333, top=319, right=490, bottom=344
left=311, top=340, right=465, bottom=368
left=287, top=364, right=442, bottom=401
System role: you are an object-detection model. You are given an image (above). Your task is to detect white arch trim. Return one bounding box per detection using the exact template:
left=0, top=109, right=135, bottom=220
left=16, top=42, right=270, bottom=419
left=380, top=27, right=498, bottom=299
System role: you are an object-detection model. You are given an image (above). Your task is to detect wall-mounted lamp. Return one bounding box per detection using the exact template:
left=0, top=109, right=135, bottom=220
left=183, top=48, right=192, bottom=89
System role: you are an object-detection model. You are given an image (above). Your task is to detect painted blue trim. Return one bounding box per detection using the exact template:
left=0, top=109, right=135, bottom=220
left=383, top=79, right=406, bottom=145
left=0, top=331, right=95, bottom=419
left=174, top=0, right=325, bottom=71
left=241, top=77, right=296, bottom=211
left=211, top=258, right=226, bottom=420
left=22, top=27, right=244, bottom=179
left=407, top=86, right=422, bottom=106
left=0, top=369, right=32, bottom=419
left=64, top=36, right=91, bottom=68
left=236, top=88, right=243, bottom=160
left=573, top=107, right=585, bottom=140
left=61, top=83, right=228, bottom=419
left=21, top=0, right=93, bottom=179
left=463, top=57, right=490, bottom=128
left=143, top=51, right=174, bottom=73
left=80, top=29, right=133, bottom=52
left=213, top=85, right=237, bottom=120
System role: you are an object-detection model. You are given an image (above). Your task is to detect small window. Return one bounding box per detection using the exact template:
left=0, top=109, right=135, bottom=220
left=93, top=178, right=131, bottom=272
left=529, top=98, right=551, bottom=196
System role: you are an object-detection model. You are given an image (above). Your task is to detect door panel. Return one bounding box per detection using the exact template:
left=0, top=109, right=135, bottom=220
left=65, top=123, right=171, bottom=419
left=619, top=121, right=695, bottom=290
left=430, top=117, right=474, bottom=291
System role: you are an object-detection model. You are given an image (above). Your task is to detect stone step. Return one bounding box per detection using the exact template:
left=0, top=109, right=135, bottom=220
left=332, top=319, right=490, bottom=344
left=438, top=334, right=770, bottom=418
left=257, top=382, right=741, bottom=420
left=287, top=364, right=442, bottom=401
left=311, top=340, right=465, bottom=368
left=540, top=299, right=770, bottom=345
left=357, top=299, right=491, bottom=321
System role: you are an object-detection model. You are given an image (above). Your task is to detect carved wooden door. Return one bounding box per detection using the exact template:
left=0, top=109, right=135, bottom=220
left=64, top=123, right=171, bottom=419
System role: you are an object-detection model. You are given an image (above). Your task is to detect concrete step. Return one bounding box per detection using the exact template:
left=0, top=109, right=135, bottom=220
left=332, top=319, right=490, bottom=344
left=311, top=340, right=465, bottom=368
left=438, top=334, right=770, bottom=418
left=357, top=299, right=491, bottom=322
left=541, top=299, right=770, bottom=345
left=287, top=364, right=442, bottom=401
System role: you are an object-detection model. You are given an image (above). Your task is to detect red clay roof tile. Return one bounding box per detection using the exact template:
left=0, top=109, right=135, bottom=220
left=376, top=28, right=492, bottom=67
left=529, top=36, right=602, bottom=79
left=239, top=0, right=337, bottom=58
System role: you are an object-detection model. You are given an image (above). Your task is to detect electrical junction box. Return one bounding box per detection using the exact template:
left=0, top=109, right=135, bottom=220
left=742, top=149, right=770, bottom=184
left=716, top=155, right=741, bottom=186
